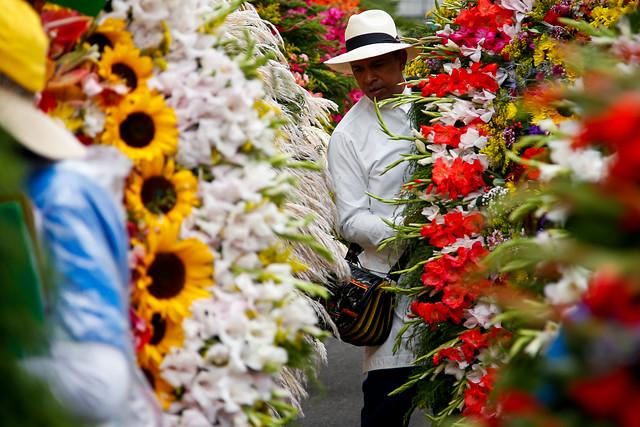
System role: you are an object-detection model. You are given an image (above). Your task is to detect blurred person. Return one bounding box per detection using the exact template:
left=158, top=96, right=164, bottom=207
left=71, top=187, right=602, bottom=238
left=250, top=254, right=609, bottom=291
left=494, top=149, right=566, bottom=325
left=0, top=1, right=160, bottom=425
left=324, top=9, right=420, bottom=427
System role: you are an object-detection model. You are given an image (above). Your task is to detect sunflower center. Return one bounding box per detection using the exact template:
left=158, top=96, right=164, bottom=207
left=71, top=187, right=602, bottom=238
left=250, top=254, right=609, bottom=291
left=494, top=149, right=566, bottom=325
left=141, top=176, right=177, bottom=214
left=86, top=33, right=113, bottom=53
left=120, top=112, right=155, bottom=148
left=112, top=63, right=139, bottom=89
left=147, top=252, right=186, bottom=299
left=149, top=313, right=166, bottom=345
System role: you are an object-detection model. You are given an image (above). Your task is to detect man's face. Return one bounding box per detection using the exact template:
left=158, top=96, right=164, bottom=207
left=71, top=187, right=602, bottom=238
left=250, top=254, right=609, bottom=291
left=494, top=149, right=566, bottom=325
left=350, top=51, right=406, bottom=101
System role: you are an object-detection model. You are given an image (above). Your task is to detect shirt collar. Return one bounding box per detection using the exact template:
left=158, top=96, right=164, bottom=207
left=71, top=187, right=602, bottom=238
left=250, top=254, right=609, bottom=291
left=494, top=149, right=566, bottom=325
left=398, top=85, right=412, bottom=114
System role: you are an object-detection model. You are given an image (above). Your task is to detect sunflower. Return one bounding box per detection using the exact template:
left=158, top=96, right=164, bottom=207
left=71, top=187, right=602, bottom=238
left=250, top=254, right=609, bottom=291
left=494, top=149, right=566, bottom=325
left=86, top=18, right=134, bottom=53
left=135, top=222, right=213, bottom=323
left=98, top=43, right=153, bottom=91
left=102, top=89, right=178, bottom=162
left=138, top=311, right=184, bottom=371
left=126, top=156, right=198, bottom=229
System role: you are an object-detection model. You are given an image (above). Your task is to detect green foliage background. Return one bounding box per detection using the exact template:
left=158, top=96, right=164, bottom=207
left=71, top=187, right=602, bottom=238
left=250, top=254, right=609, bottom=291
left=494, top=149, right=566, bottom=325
left=0, top=128, right=81, bottom=427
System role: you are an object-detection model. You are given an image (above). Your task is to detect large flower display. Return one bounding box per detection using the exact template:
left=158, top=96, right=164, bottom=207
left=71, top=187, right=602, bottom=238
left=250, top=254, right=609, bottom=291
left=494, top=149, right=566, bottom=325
left=37, top=0, right=343, bottom=425
left=372, top=0, right=639, bottom=423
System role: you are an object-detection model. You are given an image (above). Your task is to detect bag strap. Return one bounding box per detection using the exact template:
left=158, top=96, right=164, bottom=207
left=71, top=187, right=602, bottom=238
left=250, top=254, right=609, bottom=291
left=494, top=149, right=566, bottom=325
left=345, top=242, right=409, bottom=283
left=345, top=242, right=364, bottom=265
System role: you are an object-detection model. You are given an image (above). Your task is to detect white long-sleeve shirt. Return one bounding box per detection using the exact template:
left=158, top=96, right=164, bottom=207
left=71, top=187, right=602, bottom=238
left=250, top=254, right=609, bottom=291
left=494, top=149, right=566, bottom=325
left=327, top=90, right=416, bottom=372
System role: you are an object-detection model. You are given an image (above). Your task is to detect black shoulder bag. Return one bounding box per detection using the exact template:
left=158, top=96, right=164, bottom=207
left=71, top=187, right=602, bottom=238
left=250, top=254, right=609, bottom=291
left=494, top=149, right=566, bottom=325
left=328, top=243, right=403, bottom=347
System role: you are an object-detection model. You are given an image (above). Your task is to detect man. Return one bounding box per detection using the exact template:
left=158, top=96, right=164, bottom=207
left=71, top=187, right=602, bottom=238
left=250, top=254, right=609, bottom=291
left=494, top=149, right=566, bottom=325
left=324, top=9, right=419, bottom=427
left=0, top=1, right=159, bottom=425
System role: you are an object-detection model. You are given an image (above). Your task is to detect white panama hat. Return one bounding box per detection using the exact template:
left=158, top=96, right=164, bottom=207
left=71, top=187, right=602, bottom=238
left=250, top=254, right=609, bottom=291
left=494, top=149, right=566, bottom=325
left=323, top=10, right=417, bottom=75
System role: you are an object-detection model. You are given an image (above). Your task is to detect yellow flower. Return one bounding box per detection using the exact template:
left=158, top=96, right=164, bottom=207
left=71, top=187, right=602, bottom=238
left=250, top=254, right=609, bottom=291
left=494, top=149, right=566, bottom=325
left=404, top=56, right=430, bottom=78
left=126, top=156, right=198, bottom=229
left=87, top=18, right=134, bottom=52
left=134, top=222, right=213, bottom=323
left=533, top=35, right=561, bottom=67
left=254, top=99, right=281, bottom=119
left=138, top=312, right=184, bottom=371
left=590, top=6, right=622, bottom=28
left=98, top=43, right=153, bottom=91
left=102, top=90, right=178, bottom=162
left=530, top=106, right=569, bottom=125
left=505, top=103, right=518, bottom=120
left=50, top=102, right=83, bottom=133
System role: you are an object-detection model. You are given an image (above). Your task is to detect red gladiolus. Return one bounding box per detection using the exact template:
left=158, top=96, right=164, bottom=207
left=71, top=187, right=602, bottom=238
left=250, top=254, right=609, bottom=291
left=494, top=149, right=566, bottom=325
left=420, top=211, right=485, bottom=248
left=574, top=93, right=640, bottom=183
left=420, top=64, right=499, bottom=98
left=38, top=90, right=58, bottom=112
left=460, top=328, right=490, bottom=350
left=433, top=347, right=464, bottom=365
left=582, top=273, right=640, bottom=326
left=421, top=124, right=468, bottom=148
left=429, top=158, right=487, bottom=199
left=41, top=9, right=92, bottom=57
left=499, top=390, right=541, bottom=414
left=463, top=371, right=495, bottom=417
left=411, top=301, right=462, bottom=325
left=620, top=391, right=640, bottom=427
left=455, top=0, right=514, bottom=32
left=568, top=368, right=631, bottom=418
left=443, top=285, right=474, bottom=310
left=422, top=242, right=488, bottom=289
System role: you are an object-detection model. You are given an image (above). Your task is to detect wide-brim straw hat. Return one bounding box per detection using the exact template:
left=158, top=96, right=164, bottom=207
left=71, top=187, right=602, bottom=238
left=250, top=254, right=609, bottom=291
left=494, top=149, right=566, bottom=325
left=0, top=0, right=85, bottom=160
left=324, top=10, right=417, bottom=75
left=0, top=86, right=86, bottom=160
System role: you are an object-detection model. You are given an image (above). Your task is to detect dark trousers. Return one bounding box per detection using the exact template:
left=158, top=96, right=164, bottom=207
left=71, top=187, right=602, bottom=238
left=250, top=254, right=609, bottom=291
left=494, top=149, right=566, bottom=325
left=361, top=367, right=417, bottom=427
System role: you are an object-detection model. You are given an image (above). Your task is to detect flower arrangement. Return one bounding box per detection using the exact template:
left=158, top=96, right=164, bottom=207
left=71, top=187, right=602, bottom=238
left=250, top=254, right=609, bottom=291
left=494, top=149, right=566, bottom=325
left=36, top=0, right=338, bottom=425
left=372, top=0, right=639, bottom=423
left=253, top=0, right=364, bottom=124
left=473, top=13, right=640, bottom=426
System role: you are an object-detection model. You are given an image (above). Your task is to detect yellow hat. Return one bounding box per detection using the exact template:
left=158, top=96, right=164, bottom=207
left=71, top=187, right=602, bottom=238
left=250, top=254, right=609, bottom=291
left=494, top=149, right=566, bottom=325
left=0, top=0, right=49, bottom=92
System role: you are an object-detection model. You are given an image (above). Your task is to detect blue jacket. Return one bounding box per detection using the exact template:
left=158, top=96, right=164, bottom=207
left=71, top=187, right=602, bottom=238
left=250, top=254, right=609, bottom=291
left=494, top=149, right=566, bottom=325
left=28, top=163, right=130, bottom=354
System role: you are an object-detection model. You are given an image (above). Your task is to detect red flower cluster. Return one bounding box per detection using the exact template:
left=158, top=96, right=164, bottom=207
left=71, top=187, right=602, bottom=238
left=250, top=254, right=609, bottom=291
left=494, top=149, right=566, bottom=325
left=41, top=9, right=92, bottom=57
left=411, top=300, right=466, bottom=324
left=454, top=0, right=514, bottom=33
left=421, top=211, right=485, bottom=248
left=582, top=272, right=640, bottom=326
left=574, top=93, right=640, bottom=183
left=420, top=124, right=469, bottom=148
left=569, top=368, right=640, bottom=427
left=412, top=242, right=489, bottom=325
left=422, top=241, right=488, bottom=288
left=433, top=328, right=493, bottom=365
left=130, top=308, right=151, bottom=353
left=507, top=147, right=546, bottom=182
left=417, top=63, right=499, bottom=97
left=429, top=157, right=487, bottom=199
left=464, top=368, right=497, bottom=417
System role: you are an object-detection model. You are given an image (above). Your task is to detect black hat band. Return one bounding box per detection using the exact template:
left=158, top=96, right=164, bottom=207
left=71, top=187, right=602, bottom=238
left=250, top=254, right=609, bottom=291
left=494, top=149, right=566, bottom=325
left=345, top=32, right=400, bottom=52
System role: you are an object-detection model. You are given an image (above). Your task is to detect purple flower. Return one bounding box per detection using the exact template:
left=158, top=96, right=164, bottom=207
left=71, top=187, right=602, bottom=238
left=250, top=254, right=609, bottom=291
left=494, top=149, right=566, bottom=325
left=528, top=125, right=545, bottom=135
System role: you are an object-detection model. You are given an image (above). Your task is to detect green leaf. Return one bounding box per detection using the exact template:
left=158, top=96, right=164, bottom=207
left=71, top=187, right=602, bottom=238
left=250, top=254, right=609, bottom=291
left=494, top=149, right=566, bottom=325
left=48, top=0, right=106, bottom=16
